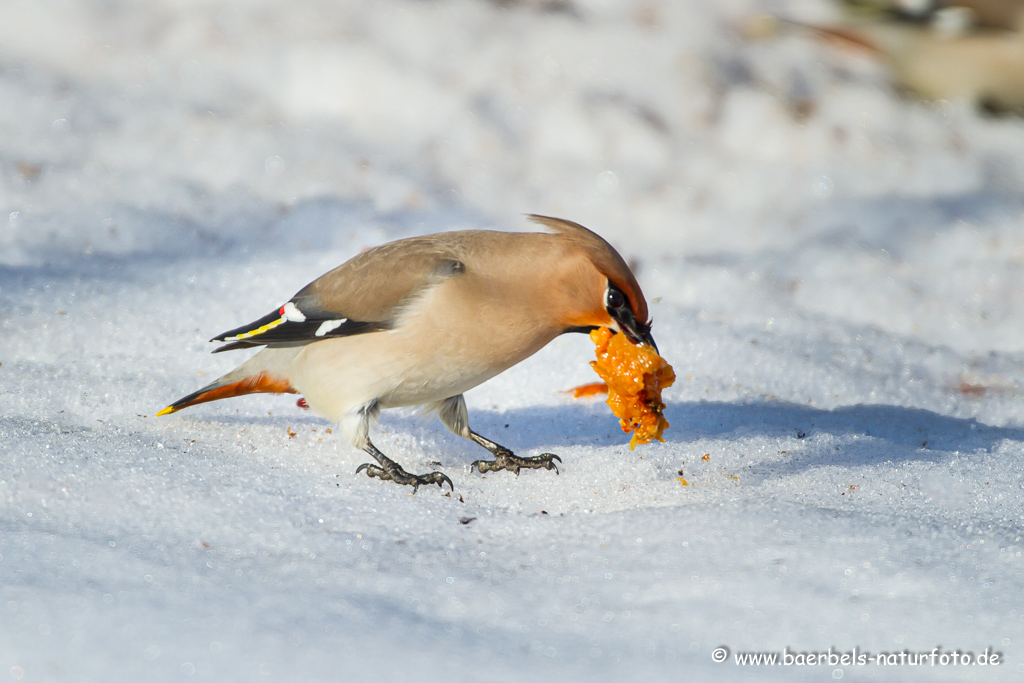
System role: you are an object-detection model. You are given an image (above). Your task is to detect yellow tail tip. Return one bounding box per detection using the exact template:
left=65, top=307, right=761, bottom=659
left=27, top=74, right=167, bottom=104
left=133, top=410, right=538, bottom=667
left=155, top=406, right=176, bottom=417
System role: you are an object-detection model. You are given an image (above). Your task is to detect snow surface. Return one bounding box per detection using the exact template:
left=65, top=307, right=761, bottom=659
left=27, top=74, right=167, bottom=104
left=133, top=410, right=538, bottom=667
left=2, top=0, right=1024, bottom=680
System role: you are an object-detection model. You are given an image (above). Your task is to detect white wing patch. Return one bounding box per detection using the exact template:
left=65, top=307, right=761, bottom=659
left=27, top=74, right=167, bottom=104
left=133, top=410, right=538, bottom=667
left=282, top=302, right=306, bottom=322
left=315, top=319, right=347, bottom=337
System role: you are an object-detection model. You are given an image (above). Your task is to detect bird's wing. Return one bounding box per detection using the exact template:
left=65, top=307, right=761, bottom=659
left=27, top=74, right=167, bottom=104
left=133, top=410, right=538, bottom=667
left=211, top=237, right=465, bottom=353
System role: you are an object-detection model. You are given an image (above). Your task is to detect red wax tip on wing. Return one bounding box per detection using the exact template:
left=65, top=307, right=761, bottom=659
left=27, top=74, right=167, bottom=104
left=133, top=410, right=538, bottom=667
left=297, top=398, right=309, bottom=410
left=279, top=305, right=286, bottom=315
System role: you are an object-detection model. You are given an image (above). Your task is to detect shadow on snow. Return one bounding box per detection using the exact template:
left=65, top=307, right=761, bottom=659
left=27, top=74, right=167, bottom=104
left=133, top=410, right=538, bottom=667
left=193, top=398, right=1023, bottom=474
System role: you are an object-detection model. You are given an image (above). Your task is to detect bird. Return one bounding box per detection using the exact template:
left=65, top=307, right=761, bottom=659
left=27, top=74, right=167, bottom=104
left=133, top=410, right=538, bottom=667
left=156, top=215, right=657, bottom=491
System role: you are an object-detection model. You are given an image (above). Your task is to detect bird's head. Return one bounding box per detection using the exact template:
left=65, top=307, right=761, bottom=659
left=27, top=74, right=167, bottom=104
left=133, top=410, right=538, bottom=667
left=529, top=215, right=657, bottom=352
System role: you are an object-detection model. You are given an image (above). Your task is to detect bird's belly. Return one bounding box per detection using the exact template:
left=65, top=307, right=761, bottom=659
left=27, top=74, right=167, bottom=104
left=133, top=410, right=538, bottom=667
left=286, top=328, right=549, bottom=421
left=376, top=363, right=498, bottom=408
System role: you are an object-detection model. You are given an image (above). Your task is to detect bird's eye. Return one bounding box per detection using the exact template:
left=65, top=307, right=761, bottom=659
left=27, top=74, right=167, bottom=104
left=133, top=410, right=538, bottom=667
left=606, top=288, right=626, bottom=310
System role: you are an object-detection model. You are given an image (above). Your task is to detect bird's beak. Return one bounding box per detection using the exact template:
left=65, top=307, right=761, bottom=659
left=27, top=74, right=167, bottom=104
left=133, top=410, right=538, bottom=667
left=619, top=314, right=658, bottom=354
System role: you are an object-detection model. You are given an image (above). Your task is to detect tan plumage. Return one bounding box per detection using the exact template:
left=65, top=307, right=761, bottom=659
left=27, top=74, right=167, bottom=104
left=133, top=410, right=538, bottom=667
left=158, top=216, right=655, bottom=490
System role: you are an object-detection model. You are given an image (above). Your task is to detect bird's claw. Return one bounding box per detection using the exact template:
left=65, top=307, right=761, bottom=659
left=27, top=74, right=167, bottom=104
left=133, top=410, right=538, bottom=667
left=471, top=451, right=561, bottom=476
left=356, top=462, right=453, bottom=492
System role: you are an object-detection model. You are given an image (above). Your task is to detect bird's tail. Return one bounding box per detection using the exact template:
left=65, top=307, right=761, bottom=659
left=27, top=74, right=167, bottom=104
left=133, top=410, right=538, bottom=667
left=156, top=348, right=300, bottom=416
left=155, top=372, right=297, bottom=416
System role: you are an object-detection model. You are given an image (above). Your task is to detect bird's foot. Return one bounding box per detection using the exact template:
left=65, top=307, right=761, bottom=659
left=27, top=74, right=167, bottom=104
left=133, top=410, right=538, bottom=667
left=471, top=448, right=561, bottom=476
left=356, top=461, right=453, bottom=492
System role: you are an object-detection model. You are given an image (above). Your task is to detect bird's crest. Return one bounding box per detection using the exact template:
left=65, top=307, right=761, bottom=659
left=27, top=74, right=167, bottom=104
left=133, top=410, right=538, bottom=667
left=527, top=214, right=649, bottom=324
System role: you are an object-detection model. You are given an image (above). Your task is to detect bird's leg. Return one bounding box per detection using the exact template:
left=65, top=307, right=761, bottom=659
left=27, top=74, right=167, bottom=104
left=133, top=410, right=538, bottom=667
left=469, top=431, right=561, bottom=475
left=428, top=395, right=559, bottom=476
left=356, top=441, right=453, bottom=492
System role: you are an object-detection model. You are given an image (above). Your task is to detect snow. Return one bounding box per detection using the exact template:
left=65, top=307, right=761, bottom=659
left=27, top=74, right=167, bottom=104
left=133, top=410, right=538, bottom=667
left=2, top=0, right=1024, bottom=680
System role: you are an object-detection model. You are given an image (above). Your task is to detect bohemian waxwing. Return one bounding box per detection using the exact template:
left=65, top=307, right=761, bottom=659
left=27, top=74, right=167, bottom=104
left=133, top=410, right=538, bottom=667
left=157, top=215, right=657, bottom=491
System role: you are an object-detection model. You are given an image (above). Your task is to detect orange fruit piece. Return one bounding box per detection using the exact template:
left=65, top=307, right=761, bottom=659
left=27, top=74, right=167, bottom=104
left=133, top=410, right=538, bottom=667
left=587, top=327, right=675, bottom=449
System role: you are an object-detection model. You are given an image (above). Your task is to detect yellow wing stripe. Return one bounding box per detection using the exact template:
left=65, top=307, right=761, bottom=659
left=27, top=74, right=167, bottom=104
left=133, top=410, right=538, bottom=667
left=228, top=317, right=285, bottom=341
